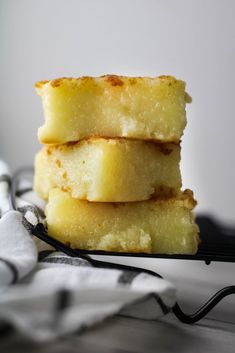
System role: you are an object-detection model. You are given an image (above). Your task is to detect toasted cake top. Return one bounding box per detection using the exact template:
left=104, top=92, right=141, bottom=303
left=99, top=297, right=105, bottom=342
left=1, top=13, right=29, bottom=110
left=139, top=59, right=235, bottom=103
left=35, top=74, right=192, bottom=102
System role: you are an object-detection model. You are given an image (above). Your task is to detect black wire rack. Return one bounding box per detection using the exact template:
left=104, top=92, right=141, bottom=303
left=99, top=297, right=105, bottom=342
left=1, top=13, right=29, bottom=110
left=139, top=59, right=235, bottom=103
left=10, top=168, right=235, bottom=324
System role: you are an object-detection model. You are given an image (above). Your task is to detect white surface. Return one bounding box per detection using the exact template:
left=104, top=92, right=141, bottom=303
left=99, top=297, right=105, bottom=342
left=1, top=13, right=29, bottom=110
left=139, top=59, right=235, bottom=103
left=1, top=315, right=235, bottom=353
left=0, top=0, right=235, bottom=222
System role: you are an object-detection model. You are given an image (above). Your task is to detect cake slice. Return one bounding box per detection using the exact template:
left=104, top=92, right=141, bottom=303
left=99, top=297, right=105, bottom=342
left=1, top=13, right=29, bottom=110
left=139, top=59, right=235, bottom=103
left=34, top=138, right=182, bottom=202
left=35, top=75, right=191, bottom=144
left=45, top=189, right=199, bottom=254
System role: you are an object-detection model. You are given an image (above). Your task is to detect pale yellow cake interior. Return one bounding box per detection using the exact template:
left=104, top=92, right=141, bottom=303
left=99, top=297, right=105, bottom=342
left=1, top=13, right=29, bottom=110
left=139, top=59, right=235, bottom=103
left=34, top=74, right=199, bottom=255
left=45, top=188, right=199, bottom=254
left=35, top=75, right=191, bottom=145
left=34, top=138, right=182, bottom=202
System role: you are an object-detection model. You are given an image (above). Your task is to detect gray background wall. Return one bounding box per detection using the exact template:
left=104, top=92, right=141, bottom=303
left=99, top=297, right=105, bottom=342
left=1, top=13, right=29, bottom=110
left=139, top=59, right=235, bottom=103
left=0, top=0, right=234, bottom=222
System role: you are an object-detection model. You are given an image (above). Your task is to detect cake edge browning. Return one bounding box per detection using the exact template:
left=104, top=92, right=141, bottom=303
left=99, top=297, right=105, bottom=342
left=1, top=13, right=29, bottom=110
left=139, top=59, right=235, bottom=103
left=35, top=74, right=192, bottom=103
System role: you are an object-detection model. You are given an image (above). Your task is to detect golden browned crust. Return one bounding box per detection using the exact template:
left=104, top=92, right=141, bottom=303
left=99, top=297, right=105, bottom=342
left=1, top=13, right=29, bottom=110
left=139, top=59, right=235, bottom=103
left=35, top=74, right=186, bottom=90
left=158, top=145, right=174, bottom=156
left=43, top=137, right=180, bottom=156
left=179, top=189, right=197, bottom=209
left=185, top=92, right=192, bottom=103
left=42, top=135, right=182, bottom=147
left=34, top=80, right=49, bottom=88
left=105, top=75, right=124, bottom=87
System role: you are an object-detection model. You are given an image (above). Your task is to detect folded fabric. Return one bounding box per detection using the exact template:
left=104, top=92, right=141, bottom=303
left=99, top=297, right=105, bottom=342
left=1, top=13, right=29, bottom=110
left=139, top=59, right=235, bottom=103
left=0, top=159, right=177, bottom=341
left=0, top=251, right=176, bottom=341
left=0, top=211, right=37, bottom=286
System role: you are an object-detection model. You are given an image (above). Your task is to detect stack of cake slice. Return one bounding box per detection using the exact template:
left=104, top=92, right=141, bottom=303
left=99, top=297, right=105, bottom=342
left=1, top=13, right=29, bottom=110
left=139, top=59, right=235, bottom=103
left=34, top=75, right=199, bottom=254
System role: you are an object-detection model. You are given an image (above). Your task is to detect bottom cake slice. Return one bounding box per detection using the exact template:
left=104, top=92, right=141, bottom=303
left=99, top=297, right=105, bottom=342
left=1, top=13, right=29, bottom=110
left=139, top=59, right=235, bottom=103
left=45, top=189, right=199, bottom=254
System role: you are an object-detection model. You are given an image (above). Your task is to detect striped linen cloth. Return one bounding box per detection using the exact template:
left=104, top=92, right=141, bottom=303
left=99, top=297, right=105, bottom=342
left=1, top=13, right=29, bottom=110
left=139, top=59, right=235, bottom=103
left=0, top=160, right=176, bottom=341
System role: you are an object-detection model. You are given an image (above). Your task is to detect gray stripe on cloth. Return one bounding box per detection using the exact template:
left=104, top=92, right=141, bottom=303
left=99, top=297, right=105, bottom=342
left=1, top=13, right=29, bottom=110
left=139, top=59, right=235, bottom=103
left=0, top=174, right=11, bottom=186
left=56, top=289, right=71, bottom=312
left=0, top=257, right=18, bottom=284
left=17, top=205, right=40, bottom=222
left=16, top=187, right=33, bottom=197
left=40, top=256, right=92, bottom=267
left=118, top=270, right=139, bottom=284
left=38, top=250, right=55, bottom=261
left=52, top=289, right=72, bottom=330
left=17, top=205, right=43, bottom=232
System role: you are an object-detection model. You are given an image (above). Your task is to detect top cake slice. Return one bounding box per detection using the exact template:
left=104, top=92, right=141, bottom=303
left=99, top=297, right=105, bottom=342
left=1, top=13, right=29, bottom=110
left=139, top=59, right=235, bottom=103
left=35, top=75, right=191, bottom=144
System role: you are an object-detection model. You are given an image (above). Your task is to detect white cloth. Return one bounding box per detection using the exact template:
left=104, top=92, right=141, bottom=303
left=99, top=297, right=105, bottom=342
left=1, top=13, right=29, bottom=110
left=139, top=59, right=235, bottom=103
left=0, top=211, right=37, bottom=286
left=0, top=160, right=176, bottom=341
